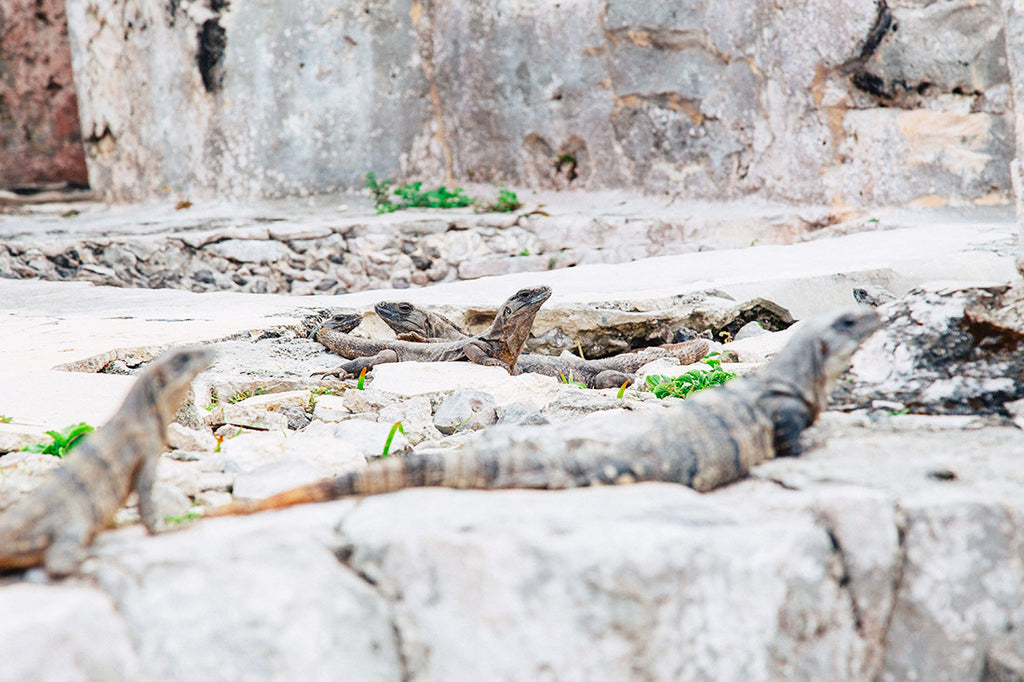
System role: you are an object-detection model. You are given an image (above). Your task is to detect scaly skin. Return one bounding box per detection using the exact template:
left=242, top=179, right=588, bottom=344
left=0, top=347, right=215, bottom=576
left=373, top=300, right=710, bottom=389
left=314, top=286, right=551, bottom=378
left=205, top=307, right=879, bottom=518
left=374, top=301, right=468, bottom=342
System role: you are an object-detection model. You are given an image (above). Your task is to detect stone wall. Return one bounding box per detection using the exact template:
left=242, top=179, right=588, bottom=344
left=0, top=0, right=88, bottom=187
left=65, top=0, right=1015, bottom=207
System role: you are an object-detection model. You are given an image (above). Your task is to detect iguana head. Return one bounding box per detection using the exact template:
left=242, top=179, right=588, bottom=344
left=375, top=301, right=424, bottom=335
left=129, top=346, right=216, bottom=431
left=483, top=285, right=553, bottom=359
left=757, top=306, right=879, bottom=455
left=317, top=312, right=363, bottom=336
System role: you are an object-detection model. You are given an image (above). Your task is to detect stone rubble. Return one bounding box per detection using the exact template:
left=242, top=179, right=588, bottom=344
left=2, top=275, right=1024, bottom=679
left=0, top=200, right=842, bottom=297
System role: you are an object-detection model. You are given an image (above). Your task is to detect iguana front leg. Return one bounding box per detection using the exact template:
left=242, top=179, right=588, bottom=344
left=134, top=454, right=162, bottom=533
left=461, top=341, right=512, bottom=373
left=44, top=517, right=91, bottom=577
left=313, top=349, right=400, bottom=378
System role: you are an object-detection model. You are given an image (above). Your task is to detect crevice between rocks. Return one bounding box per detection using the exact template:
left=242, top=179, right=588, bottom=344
left=816, top=502, right=909, bottom=678
left=330, top=506, right=413, bottom=682
left=875, top=507, right=909, bottom=671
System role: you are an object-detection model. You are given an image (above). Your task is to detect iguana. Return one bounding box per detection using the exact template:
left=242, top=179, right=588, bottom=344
left=0, top=347, right=214, bottom=576
left=374, top=301, right=468, bottom=342
left=374, top=300, right=711, bottom=389
left=314, top=286, right=551, bottom=378
left=205, top=307, right=878, bottom=517
left=309, top=312, right=362, bottom=338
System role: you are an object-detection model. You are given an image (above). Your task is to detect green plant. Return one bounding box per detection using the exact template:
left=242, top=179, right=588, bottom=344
left=482, top=188, right=522, bottom=213
left=310, top=386, right=345, bottom=396
left=364, top=172, right=522, bottom=214
left=227, top=386, right=268, bottom=404
left=204, top=389, right=220, bottom=411
left=645, top=353, right=736, bottom=399
left=22, top=422, right=95, bottom=458
left=357, top=367, right=367, bottom=390
left=393, top=182, right=474, bottom=210
left=382, top=422, right=405, bottom=458
left=365, top=172, right=397, bottom=213
left=518, top=247, right=531, bottom=257
left=164, top=510, right=201, bottom=525
left=0, top=415, right=11, bottom=424
left=887, top=407, right=911, bottom=416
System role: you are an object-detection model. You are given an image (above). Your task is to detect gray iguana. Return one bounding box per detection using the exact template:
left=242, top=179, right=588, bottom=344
left=206, top=308, right=878, bottom=517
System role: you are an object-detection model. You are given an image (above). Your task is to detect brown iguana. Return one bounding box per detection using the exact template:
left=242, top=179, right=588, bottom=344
left=374, top=300, right=711, bottom=389
left=0, top=347, right=214, bottom=576
left=314, top=286, right=551, bottom=378
left=205, top=307, right=878, bottom=517
left=309, top=312, right=362, bottom=338
left=374, top=301, right=468, bottom=342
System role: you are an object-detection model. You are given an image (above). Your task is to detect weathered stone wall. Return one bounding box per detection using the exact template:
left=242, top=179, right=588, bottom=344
left=0, top=0, right=88, bottom=186
left=65, top=0, right=1015, bottom=207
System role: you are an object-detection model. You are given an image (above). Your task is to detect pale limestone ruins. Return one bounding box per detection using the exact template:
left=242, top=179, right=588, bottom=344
left=2, top=1, right=1024, bottom=680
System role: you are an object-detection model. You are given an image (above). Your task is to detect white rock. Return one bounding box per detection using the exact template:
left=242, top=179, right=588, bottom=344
left=166, top=422, right=217, bottom=452
left=0, top=584, right=141, bottom=681
left=86, top=506, right=400, bottom=682
left=151, top=482, right=192, bottom=521
left=723, top=325, right=796, bottom=363
left=195, top=490, right=234, bottom=509
left=219, top=426, right=366, bottom=478
left=326, top=419, right=411, bottom=459
left=0, top=422, right=49, bottom=453
left=311, top=393, right=351, bottom=421
left=433, top=391, right=498, bottom=435
left=204, top=239, right=291, bottom=264
left=205, top=403, right=289, bottom=431
left=371, top=362, right=562, bottom=411
left=231, top=460, right=324, bottom=500
left=156, top=458, right=201, bottom=497
left=338, top=484, right=862, bottom=681
left=378, top=396, right=441, bottom=444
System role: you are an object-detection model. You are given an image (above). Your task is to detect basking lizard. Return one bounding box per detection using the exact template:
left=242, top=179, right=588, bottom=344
left=314, top=286, right=551, bottom=378
left=374, top=301, right=468, bottom=342
left=206, top=307, right=878, bottom=517
left=0, top=347, right=214, bottom=576
left=309, top=312, right=362, bottom=338
left=374, top=300, right=711, bottom=389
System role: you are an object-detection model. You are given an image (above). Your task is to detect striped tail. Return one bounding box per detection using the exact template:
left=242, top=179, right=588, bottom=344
left=202, top=450, right=509, bottom=518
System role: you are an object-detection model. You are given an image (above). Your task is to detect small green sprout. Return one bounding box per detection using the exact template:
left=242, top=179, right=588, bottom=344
left=357, top=367, right=367, bottom=390
left=382, top=422, right=405, bottom=458
left=0, top=415, right=12, bottom=424
left=616, top=380, right=630, bottom=399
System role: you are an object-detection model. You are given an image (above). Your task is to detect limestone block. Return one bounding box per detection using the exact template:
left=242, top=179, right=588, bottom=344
left=87, top=506, right=400, bottom=682
left=0, top=584, right=140, bottom=681
left=338, top=484, right=867, bottom=681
